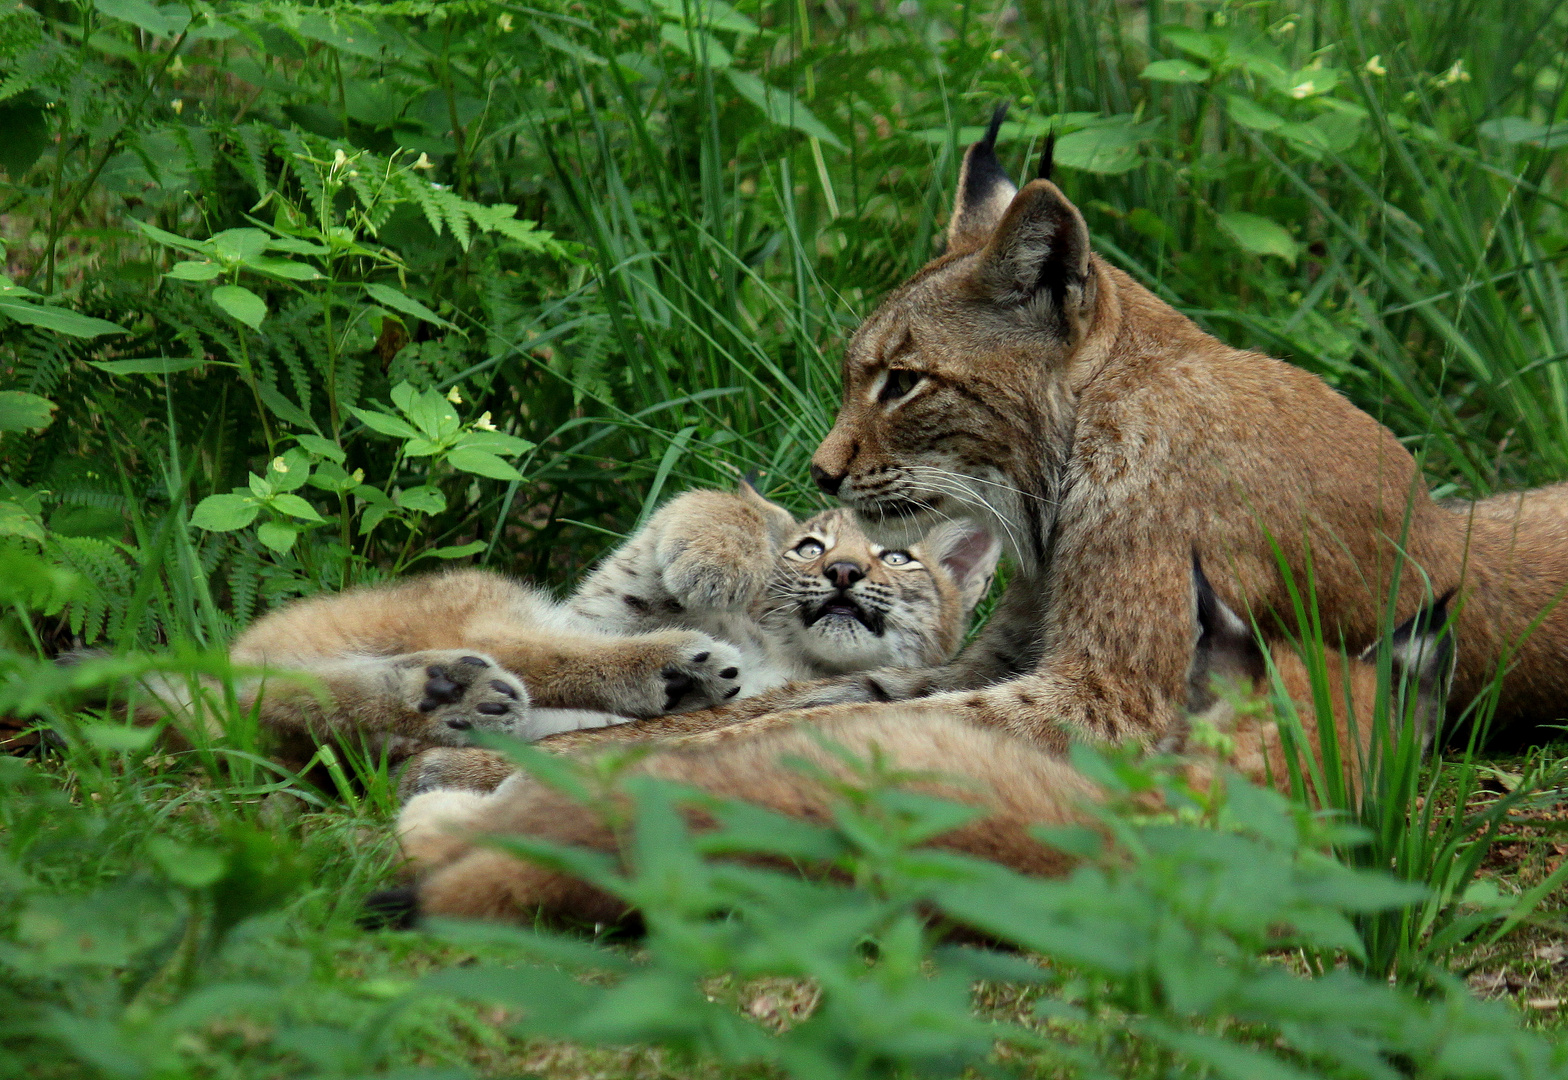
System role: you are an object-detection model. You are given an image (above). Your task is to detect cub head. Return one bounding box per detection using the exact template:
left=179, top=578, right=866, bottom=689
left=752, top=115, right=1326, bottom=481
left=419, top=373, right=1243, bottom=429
left=760, top=507, right=1000, bottom=674
left=809, top=105, right=1100, bottom=563
left=1184, top=553, right=1456, bottom=795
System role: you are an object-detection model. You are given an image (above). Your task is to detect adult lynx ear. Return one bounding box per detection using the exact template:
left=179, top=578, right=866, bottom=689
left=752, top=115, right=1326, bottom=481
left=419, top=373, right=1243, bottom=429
left=948, top=103, right=1019, bottom=252
left=923, top=520, right=1002, bottom=613
left=1186, top=552, right=1265, bottom=713
left=972, top=178, right=1093, bottom=335
left=736, top=477, right=799, bottom=548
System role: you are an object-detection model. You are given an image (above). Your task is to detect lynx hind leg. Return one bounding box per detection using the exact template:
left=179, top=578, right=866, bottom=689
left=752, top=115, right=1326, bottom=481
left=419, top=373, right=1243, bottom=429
left=388, top=651, right=531, bottom=741
left=398, top=746, right=519, bottom=800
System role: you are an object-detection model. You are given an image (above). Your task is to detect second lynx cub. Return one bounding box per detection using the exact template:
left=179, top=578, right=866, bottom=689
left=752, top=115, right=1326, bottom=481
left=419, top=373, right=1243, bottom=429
left=141, top=484, right=998, bottom=768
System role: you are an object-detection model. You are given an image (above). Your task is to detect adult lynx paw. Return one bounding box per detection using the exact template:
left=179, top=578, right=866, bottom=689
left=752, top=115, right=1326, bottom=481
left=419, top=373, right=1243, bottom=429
left=606, top=631, right=744, bottom=717
left=392, top=651, right=531, bottom=743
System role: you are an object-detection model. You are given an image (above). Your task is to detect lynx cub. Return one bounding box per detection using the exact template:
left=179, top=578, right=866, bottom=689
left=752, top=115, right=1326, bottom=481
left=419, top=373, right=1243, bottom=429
left=136, top=484, right=997, bottom=769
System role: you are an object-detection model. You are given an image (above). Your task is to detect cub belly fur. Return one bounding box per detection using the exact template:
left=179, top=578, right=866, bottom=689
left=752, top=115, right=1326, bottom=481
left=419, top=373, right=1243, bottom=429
left=383, top=559, right=1453, bottom=927
left=133, top=483, right=996, bottom=770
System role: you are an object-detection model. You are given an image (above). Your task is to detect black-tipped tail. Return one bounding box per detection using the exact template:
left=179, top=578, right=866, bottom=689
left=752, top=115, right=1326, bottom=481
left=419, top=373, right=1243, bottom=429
left=1037, top=127, right=1057, bottom=183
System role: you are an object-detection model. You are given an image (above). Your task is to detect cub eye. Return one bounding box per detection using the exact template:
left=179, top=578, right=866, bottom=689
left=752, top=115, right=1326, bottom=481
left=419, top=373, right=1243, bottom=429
left=881, top=550, right=914, bottom=567
left=793, top=538, right=825, bottom=559
left=879, top=369, right=922, bottom=403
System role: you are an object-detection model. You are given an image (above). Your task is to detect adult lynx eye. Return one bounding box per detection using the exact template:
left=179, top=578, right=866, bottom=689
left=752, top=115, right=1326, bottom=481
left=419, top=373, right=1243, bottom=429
left=881, top=550, right=914, bottom=567
left=794, top=538, right=825, bottom=559
left=879, top=369, right=921, bottom=402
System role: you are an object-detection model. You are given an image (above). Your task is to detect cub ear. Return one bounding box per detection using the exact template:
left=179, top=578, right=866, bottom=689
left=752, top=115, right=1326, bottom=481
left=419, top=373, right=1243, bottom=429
left=923, top=520, right=1002, bottom=613
left=971, top=178, right=1093, bottom=335
left=1362, top=590, right=1457, bottom=746
left=948, top=103, right=1019, bottom=252
left=736, top=477, right=799, bottom=548
left=1187, top=552, right=1265, bottom=713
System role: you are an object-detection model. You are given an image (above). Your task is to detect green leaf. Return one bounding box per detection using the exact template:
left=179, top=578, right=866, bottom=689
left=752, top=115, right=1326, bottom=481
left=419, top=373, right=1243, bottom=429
left=94, top=0, right=190, bottom=37
left=306, top=461, right=358, bottom=492
left=1478, top=117, right=1568, bottom=149
left=207, top=228, right=270, bottom=263
left=147, top=837, right=226, bottom=889
left=164, top=260, right=223, bottom=281
left=132, top=219, right=206, bottom=254
left=447, top=447, right=524, bottom=482
left=0, top=500, right=45, bottom=543
left=257, top=382, right=320, bottom=434
left=1158, top=25, right=1223, bottom=61
left=661, top=23, right=732, bottom=69
left=363, top=282, right=455, bottom=329
left=0, top=298, right=127, bottom=338
left=79, top=722, right=159, bottom=752
left=87, top=356, right=210, bottom=375
left=1223, top=93, right=1286, bottom=132
left=266, top=449, right=312, bottom=492
left=725, top=70, right=844, bottom=149
left=1140, top=58, right=1209, bottom=83
left=268, top=493, right=324, bottom=522
left=349, top=406, right=422, bottom=440
left=427, top=540, right=486, bottom=560
left=190, top=493, right=259, bottom=531
left=256, top=520, right=300, bottom=553
left=0, top=391, right=57, bottom=432
left=1217, top=211, right=1300, bottom=264
left=243, top=256, right=322, bottom=281
left=0, top=98, right=52, bottom=179
left=1053, top=118, right=1157, bottom=175
left=401, top=387, right=461, bottom=440
left=459, top=430, right=536, bottom=455
left=295, top=434, right=346, bottom=463
left=267, top=237, right=330, bottom=255
left=210, top=285, right=267, bottom=330
left=396, top=485, right=447, bottom=515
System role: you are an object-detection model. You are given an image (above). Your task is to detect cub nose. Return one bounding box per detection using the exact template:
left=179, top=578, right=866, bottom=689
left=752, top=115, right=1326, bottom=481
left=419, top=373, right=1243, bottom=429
left=824, top=561, right=865, bottom=589
left=810, top=463, right=844, bottom=497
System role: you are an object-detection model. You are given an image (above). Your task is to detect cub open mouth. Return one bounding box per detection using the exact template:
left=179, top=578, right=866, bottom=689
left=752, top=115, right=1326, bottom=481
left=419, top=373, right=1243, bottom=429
left=803, top=596, right=886, bottom=636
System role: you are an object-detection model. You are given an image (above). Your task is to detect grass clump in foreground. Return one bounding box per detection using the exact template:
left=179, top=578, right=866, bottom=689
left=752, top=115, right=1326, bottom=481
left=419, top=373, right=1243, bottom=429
left=8, top=0, right=1568, bottom=1074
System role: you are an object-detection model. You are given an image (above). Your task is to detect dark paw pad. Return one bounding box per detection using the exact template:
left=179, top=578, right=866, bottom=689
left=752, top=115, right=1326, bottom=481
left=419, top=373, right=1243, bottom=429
left=360, top=886, right=420, bottom=930
left=419, top=665, right=465, bottom=712
left=459, top=655, right=489, bottom=667
left=662, top=663, right=694, bottom=710
left=489, top=679, right=519, bottom=699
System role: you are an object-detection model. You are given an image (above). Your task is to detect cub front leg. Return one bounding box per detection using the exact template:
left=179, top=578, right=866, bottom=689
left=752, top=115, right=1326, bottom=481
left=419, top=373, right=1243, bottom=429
left=466, top=626, right=744, bottom=717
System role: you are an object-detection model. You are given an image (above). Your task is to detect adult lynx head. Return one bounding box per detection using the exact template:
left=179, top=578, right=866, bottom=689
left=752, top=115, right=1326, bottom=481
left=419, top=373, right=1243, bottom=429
left=809, top=106, right=1107, bottom=563
left=758, top=498, right=1001, bottom=674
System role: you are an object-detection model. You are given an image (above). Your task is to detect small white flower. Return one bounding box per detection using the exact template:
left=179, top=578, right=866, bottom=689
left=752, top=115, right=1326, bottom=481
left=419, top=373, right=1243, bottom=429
left=413, top=152, right=435, bottom=170
left=1365, top=55, right=1387, bottom=76
left=171, top=98, right=184, bottom=115
left=352, top=468, right=365, bottom=483
left=348, top=170, right=359, bottom=178
left=1288, top=80, right=1316, bottom=99
left=990, top=49, right=1004, bottom=61
left=497, top=12, right=513, bottom=30
left=333, top=148, right=348, bottom=168
left=446, top=386, right=463, bottom=404
left=474, top=411, right=497, bottom=432
left=270, top=456, right=289, bottom=474
left=1440, top=59, right=1470, bottom=85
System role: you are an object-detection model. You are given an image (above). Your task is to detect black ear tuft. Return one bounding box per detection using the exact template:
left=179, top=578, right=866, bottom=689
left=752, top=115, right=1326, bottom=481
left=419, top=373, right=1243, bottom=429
left=1037, top=128, right=1056, bottom=183
left=948, top=104, right=1020, bottom=250
left=983, top=101, right=1009, bottom=150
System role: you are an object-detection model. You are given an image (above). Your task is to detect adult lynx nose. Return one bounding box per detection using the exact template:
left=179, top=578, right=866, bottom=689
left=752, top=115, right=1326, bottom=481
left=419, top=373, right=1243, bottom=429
left=810, top=463, right=844, bottom=496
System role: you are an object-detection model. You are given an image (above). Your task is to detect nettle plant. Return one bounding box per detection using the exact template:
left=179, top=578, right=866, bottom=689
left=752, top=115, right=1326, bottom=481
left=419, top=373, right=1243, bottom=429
left=129, top=138, right=563, bottom=579
left=189, top=381, right=533, bottom=572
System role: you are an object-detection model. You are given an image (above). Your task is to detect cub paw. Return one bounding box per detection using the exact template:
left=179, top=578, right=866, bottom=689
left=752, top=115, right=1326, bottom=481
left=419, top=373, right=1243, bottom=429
left=617, top=632, right=744, bottom=717
left=391, top=651, right=531, bottom=743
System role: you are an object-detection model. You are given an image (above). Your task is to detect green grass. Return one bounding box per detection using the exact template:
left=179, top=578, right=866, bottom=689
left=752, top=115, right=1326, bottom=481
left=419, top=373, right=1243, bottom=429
left=8, top=0, right=1568, bottom=1075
